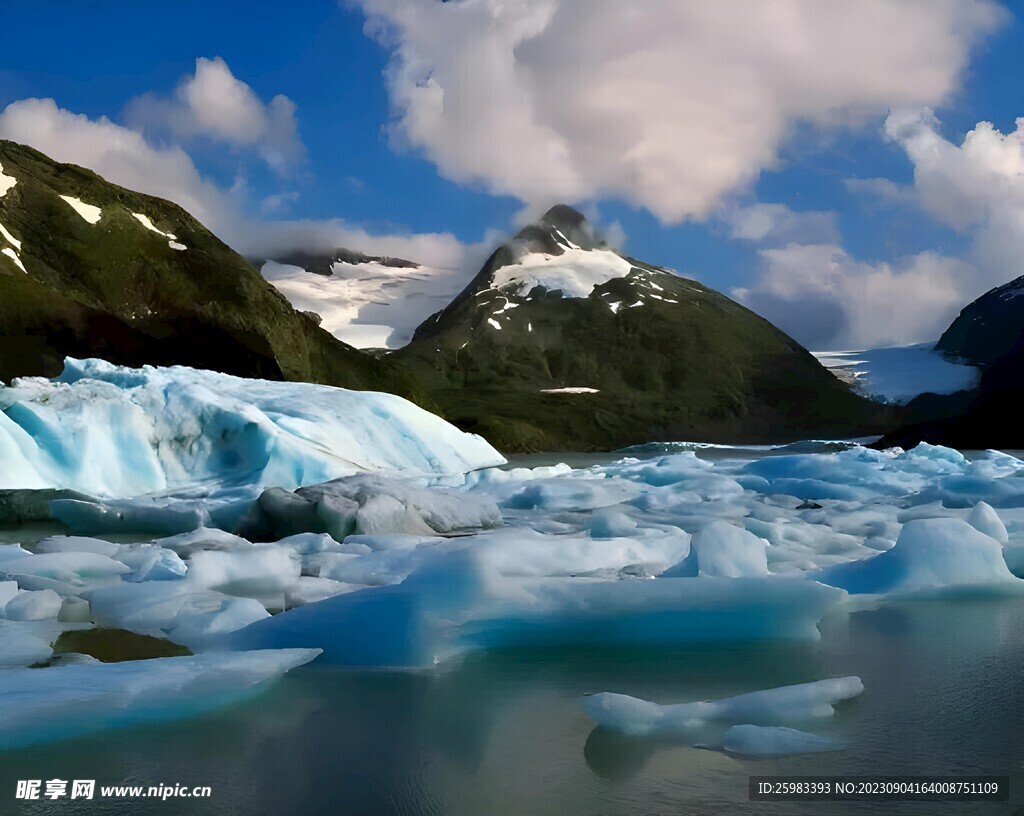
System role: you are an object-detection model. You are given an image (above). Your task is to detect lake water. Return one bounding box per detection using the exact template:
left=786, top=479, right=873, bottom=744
left=3, top=597, right=1023, bottom=815
left=3, top=448, right=1024, bottom=815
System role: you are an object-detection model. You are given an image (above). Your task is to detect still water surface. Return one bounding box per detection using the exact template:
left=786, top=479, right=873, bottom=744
left=3, top=598, right=1022, bottom=815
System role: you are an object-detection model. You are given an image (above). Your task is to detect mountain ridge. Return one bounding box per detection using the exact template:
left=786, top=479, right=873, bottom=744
left=0, top=139, right=425, bottom=403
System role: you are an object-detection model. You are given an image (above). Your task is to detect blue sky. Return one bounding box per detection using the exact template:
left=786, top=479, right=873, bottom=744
left=1, top=0, right=1022, bottom=349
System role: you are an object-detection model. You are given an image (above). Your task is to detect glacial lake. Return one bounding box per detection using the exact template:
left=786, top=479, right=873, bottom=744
left=3, top=447, right=1024, bottom=815
left=2, top=597, right=1022, bottom=815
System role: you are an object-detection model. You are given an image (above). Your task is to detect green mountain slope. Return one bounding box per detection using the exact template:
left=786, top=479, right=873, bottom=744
left=0, top=140, right=424, bottom=401
left=395, top=206, right=885, bottom=451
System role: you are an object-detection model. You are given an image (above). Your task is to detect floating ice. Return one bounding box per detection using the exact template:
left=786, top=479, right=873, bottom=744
left=580, top=677, right=863, bottom=738
left=817, top=518, right=1022, bottom=596
left=720, top=724, right=845, bottom=757
left=227, top=555, right=844, bottom=668
left=660, top=520, right=768, bottom=578
left=0, top=648, right=321, bottom=748
left=0, top=358, right=505, bottom=499
left=3, top=589, right=62, bottom=621
left=967, top=501, right=1008, bottom=544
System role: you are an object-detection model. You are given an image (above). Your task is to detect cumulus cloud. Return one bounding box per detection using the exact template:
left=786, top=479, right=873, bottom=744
left=0, top=97, right=485, bottom=272
left=357, top=0, right=1003, bottom=222
left=730, top=108, right=1024, bottom=350
left=884, top=108, right=1024, bottom=280
left=733, top=243, right=972, bottom=349
left=124, top=57, right=305, bottom=174
left=0, top=98, right=232, bottom=228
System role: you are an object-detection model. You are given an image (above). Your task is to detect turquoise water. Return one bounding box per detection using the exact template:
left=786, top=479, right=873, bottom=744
left=3, top=597, right=1023, bottom=815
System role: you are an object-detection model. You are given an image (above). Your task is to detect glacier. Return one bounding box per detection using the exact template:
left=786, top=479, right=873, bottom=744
left=0, top=358, right=505, bottom=499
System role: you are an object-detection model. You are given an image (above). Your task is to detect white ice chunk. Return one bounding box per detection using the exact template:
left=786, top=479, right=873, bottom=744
left=0, top=620, right=55, bottom=667
left=660, top=520, right=769, bottom=578
left=168, top=241, right=187, bottom=251
left=818, top=518, right=1022, bottom=596
left=115, top=544, right=188, bottom=581
left=967, top=501, right=1008, bottom=544
left=0, top=358, right=505, bottom=498
left=34, top=535, right=121, bottom=558
left=581, top=677, right=863, bottom=737
left=3, top=589, right=63, bottom=621
left=3, top=552, right=131, bottom=587
left=227, top=555, right=844, bottom=668
left=59, top=195, right=102, bottom=224
left=188, top=546, right=300, bottom=600
left=0, top=648, right=320, bottom=748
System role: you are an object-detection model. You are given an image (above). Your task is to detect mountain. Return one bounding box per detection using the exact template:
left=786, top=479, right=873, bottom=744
left=0, top=140, right=423, bottom=402
left=393, top=205, right=884, bottom=451
left=878, top=276, right=1024, bottom=449
left=935, top=276, right=1024, bottom=365
left=257, top=250, right=471, bottom=349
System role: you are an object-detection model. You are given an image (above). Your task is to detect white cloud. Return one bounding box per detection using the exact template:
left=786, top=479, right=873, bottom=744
left=124, top=57, right=305, bottom=174
left=734, top=243, right=972, bottom=350
left=731, top=109, right=1024, bottom=350
left=885, top=108, right=1024, bottom=269
left=357, top=0, right=1003, bottom=223
left=0, top=98, right=231, bottom=229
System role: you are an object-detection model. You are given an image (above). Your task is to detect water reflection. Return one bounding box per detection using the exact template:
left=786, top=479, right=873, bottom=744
left=2, top=598, right=1023, bottom=815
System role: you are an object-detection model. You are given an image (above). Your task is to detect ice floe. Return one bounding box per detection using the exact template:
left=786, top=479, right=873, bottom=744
left=0, top=648, right=320, bottom=749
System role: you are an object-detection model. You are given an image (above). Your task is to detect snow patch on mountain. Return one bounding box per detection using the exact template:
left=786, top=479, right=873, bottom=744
left=813, top=342, right=979, bottom=404
left=262, top=259, right=468, bottom=349
left=132, top=212, right=177, bottom=240
left=2, top=246, right=26, bottom=272
left=0, top=221, right=22, bottom=250
left=490, top=247, right=635, bottom=298
left=0, top=162, right=15, bottom=198
left=59, top=195, right=102, bottom=224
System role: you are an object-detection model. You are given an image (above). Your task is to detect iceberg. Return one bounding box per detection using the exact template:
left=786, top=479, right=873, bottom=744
left=660, top=520, right=768, bottom=578
left=580, top=677, right=863, bottom=737
left=817, top=518, right=1023, bottom=596
left=226, top=555, right=844, bottom=668
left=0, top=358, right=505, bottom=500
left=0, top=648, right=321, bottom=749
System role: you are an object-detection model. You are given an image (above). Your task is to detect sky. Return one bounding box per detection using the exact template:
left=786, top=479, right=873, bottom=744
left=2, top=0, right=1024, bottom=350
